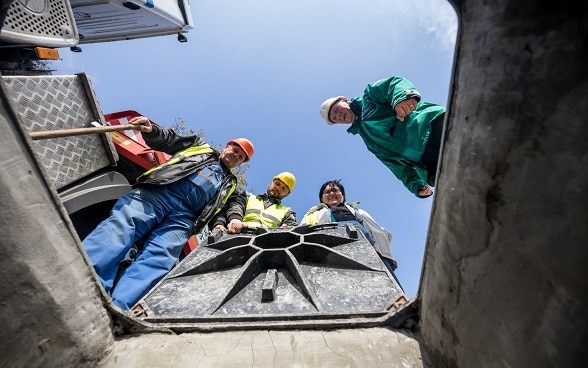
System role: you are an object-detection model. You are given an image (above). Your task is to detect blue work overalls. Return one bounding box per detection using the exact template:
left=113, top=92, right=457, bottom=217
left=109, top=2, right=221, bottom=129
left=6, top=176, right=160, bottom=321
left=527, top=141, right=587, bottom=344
left=82, top=164, right=225, bottom=309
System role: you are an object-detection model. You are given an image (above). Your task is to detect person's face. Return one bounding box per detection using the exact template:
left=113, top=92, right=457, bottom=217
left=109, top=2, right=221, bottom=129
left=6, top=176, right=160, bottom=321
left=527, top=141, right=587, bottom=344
left=329, top=99, right=356, bottom=124
left=219, top=143, right=247, bottom=169
left=321, top=184, right=344, bottom=206
left=267, top=178, right=290, bottom=199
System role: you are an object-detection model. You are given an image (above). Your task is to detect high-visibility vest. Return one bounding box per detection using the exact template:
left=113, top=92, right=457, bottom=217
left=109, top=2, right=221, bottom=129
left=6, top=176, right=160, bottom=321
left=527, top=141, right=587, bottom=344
left=243, top=193, right=290, bottom=228
left=137, top=144, right=215, bottom=180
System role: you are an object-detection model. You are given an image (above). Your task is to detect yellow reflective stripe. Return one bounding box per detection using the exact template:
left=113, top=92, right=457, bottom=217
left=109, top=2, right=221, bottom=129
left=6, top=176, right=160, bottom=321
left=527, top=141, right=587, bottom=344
left=139, top=144, right=214, bottom=178
left=209, top=180, right=237, bottom=220
left=302, top=212, right=319, bottom=225
left=242, top=194, right=289, bottom=228
left=244, top=208, right=282, bottom=225
left=221, top=181, right=237, bottom=206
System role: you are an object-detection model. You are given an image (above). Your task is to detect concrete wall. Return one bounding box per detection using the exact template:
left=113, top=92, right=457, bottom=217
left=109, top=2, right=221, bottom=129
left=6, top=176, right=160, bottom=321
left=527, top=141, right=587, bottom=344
left=101, top=329, right=429, bottom=367
left=0, top=89, right=114, bottom=368
left=419, top=1, right=588, bottom=366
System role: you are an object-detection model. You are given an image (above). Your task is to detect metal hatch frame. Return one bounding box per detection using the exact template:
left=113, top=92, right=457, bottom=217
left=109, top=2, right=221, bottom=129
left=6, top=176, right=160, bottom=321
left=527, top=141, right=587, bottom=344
left=115, top=224, right=412, bottom=333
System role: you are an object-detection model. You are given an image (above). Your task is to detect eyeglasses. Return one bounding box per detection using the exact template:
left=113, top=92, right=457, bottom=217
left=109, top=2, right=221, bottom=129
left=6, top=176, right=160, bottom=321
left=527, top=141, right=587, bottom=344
left=323, top=188, right=341, bottom=195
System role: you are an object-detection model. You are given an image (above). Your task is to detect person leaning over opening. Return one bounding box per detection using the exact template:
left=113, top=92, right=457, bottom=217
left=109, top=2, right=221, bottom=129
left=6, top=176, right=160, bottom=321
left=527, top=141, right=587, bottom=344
left=320, top=76, right=446, bottom=198
left=82, top=115, right=254, bottom=310
left=300, top=179, right=400, bottom=287
left=210, top=172, right=297, bottom=234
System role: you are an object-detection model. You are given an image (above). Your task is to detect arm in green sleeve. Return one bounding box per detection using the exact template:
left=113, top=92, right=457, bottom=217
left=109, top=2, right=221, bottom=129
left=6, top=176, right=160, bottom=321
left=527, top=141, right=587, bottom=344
left=364, top=76, right=422, bottom=108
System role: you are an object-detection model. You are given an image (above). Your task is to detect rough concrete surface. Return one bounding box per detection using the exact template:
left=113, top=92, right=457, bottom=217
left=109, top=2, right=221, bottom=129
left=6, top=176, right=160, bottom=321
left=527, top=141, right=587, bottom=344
left=0, top=93, right=114, bottom=368
left=100, top=328, right=429, bottom=368
left=419, top=1, right=588, bottom=367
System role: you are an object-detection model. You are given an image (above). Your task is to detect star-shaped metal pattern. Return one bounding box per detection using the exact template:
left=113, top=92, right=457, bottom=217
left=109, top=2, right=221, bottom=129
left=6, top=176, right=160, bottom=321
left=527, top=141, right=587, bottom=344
left=130, top=224, right=405, bottom=331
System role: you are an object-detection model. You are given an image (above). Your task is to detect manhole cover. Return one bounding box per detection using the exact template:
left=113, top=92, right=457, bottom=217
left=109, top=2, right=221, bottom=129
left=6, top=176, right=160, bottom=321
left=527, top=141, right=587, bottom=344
left=130, top=224, right=405, bottom=330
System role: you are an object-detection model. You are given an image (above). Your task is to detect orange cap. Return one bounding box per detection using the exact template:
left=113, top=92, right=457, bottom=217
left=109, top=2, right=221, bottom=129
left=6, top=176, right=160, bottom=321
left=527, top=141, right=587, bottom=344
left=227, top=138, right=254, bottom=162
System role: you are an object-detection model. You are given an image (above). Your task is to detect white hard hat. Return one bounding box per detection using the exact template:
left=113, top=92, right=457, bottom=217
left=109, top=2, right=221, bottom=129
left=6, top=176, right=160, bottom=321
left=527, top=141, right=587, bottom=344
left=320, top=96, right=344, bottom=125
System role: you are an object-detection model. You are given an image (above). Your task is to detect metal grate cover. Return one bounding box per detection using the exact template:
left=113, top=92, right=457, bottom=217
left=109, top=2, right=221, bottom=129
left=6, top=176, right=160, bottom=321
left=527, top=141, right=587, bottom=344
left=0, top=0, right=78, bottom=46
left=2, top=73, right=117, bottom=190
left=131, top=224, right=406, bottom=331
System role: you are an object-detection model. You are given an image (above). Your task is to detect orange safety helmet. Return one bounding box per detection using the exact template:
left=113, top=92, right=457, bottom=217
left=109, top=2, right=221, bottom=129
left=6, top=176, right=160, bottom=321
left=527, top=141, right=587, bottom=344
left=227, top=138, right=254, bottom=162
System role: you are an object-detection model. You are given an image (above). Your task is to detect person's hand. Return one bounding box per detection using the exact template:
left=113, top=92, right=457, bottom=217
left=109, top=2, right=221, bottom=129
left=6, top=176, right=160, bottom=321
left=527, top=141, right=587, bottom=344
left=395, top=98, right=418, bottom=122
left=128, top=116, right=153, bottom=133
left=212, top=224, right=227, bottom=233
left=417, top=185, right=433, bottom=198
left=227, top=219, right=245, bottom=234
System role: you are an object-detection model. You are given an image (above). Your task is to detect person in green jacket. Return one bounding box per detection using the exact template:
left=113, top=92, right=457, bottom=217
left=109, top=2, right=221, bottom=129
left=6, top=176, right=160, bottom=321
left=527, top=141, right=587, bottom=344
left=320, top=76, right=446, bottom=198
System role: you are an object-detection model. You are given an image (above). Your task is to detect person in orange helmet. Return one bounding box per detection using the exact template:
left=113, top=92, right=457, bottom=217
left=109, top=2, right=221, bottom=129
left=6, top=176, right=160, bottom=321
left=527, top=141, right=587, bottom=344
left=210, top=172, right=297, bottom=234
left=82, top=115, right=254, bottom=310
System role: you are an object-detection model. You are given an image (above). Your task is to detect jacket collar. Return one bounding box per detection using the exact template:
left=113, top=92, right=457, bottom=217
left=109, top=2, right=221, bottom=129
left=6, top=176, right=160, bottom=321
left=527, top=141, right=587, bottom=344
left=257, top=193, right=282, bottom=205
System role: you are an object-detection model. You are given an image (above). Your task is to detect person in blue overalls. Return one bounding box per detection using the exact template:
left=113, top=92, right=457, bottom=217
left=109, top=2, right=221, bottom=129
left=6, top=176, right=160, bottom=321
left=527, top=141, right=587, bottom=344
left=82, top=115, right=254, bottom=310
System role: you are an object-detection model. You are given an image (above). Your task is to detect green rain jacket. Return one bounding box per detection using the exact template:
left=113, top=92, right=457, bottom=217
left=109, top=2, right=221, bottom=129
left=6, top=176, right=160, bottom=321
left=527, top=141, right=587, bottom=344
left=347, top=76, right=446, bottom=196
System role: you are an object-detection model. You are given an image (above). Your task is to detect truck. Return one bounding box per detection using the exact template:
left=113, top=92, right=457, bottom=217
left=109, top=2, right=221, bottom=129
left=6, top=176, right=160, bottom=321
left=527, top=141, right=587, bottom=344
left=70, top=0, right=194, bottom=46
left=0, top=72, right=201, bottom=254
left=0, top=0, right=193, bottom=70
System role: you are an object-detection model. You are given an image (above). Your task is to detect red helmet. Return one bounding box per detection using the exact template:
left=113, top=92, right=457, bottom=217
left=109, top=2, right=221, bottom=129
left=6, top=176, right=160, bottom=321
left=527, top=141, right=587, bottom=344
left=227, top=138, right=254, bottom=162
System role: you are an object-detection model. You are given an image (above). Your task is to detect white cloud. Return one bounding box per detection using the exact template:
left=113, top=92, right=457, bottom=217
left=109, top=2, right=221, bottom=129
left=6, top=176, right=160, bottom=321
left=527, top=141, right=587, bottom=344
left=378, top=0, right=458, bottom=51
left=418, top=0, right=458, bottom=50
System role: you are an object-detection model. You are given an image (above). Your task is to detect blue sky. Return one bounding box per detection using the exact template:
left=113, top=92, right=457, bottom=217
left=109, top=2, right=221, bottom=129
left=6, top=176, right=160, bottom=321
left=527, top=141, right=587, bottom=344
left=56, top=0, right=457, bottom=298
